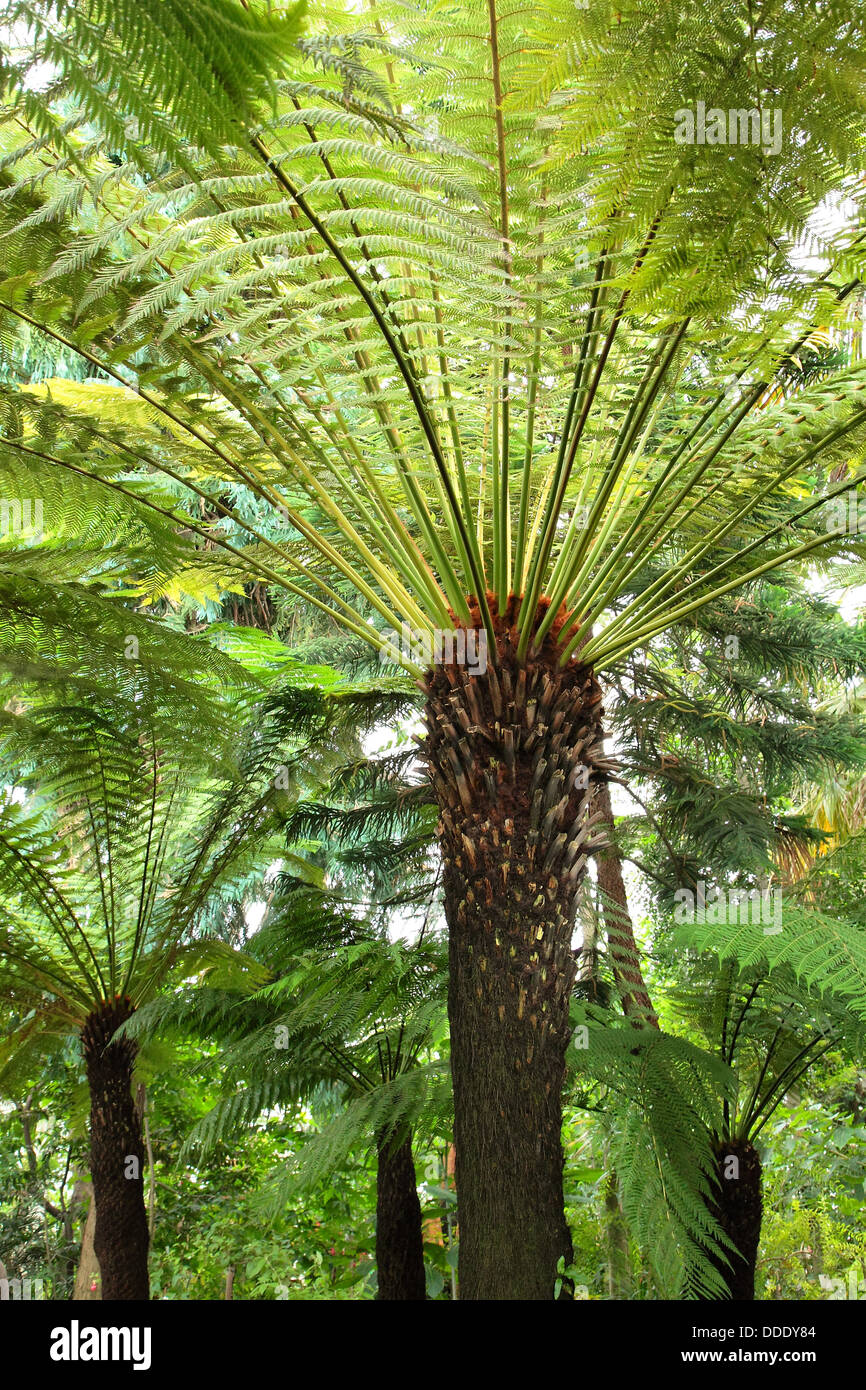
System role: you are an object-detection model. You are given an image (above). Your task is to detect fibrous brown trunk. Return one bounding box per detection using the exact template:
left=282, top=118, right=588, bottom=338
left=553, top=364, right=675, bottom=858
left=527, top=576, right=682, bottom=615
left=703, top=1137, right=763, bottom=1300
left=80, top=998, right=150, bottom=1301
left=375, top=1132, right=426, bottom=1300
left=423, top=599, right=611, bottom=1300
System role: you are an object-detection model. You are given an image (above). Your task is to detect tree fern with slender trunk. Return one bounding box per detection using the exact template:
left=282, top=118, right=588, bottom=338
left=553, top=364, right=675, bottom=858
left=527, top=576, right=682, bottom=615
left=0, top=608, right=389, bottom=1296
left=665, top=941, right=866, bottom=1299
left=604, top=577, right=866, bottom=1293
left=0, top=699, right=244, bottom=1298
left=3, top=0, right=866, bottom=1296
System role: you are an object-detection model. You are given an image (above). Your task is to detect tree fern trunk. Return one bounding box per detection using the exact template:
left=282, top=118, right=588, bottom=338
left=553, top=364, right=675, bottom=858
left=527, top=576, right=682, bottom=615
left=81, top=999, right=150, bottom=1301
left=703, top=1137, right=763, bottom=1300
left=423, top=604, right=609, bottom=1300
left=375, top=1132, right=426, bottom=1300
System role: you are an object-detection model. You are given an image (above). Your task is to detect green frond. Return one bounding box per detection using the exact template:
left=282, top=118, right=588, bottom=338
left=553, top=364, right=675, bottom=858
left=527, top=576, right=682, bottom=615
left=3, top=0, right=866, bottom=664
left=568, top=1003, right=736, bottom=1298
left=674, top=908, right=866, bottom=1021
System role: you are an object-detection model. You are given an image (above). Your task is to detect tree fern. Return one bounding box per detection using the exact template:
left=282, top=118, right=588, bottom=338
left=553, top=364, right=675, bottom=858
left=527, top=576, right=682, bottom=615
left=4, top=0, right=866, bottom=1297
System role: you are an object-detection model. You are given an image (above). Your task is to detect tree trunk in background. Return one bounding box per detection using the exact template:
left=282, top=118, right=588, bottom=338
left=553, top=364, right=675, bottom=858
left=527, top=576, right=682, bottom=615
left=375, top=1133, right=426, bottom=1300
left=81, top=998, right=150, bottom=1300
left=72, top=1183, right=101, bottom=1300
left=603, top=1168, right=633, bottom=1299
left=136, top=1083, right=157, bottom=1241
left=424, top=602, right=611, bottom=1300
left=703, top=1137, right=763, bottom=1300
left=594, top=695, right=636, bottom=1282
left=595, top=780, right=659, bottom=1028
left=593, top=781, right=654, bottom=1300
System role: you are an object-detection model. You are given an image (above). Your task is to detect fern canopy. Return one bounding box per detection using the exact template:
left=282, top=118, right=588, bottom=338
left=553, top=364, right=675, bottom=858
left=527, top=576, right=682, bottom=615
left=1, top=0, right=866, bottom=670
